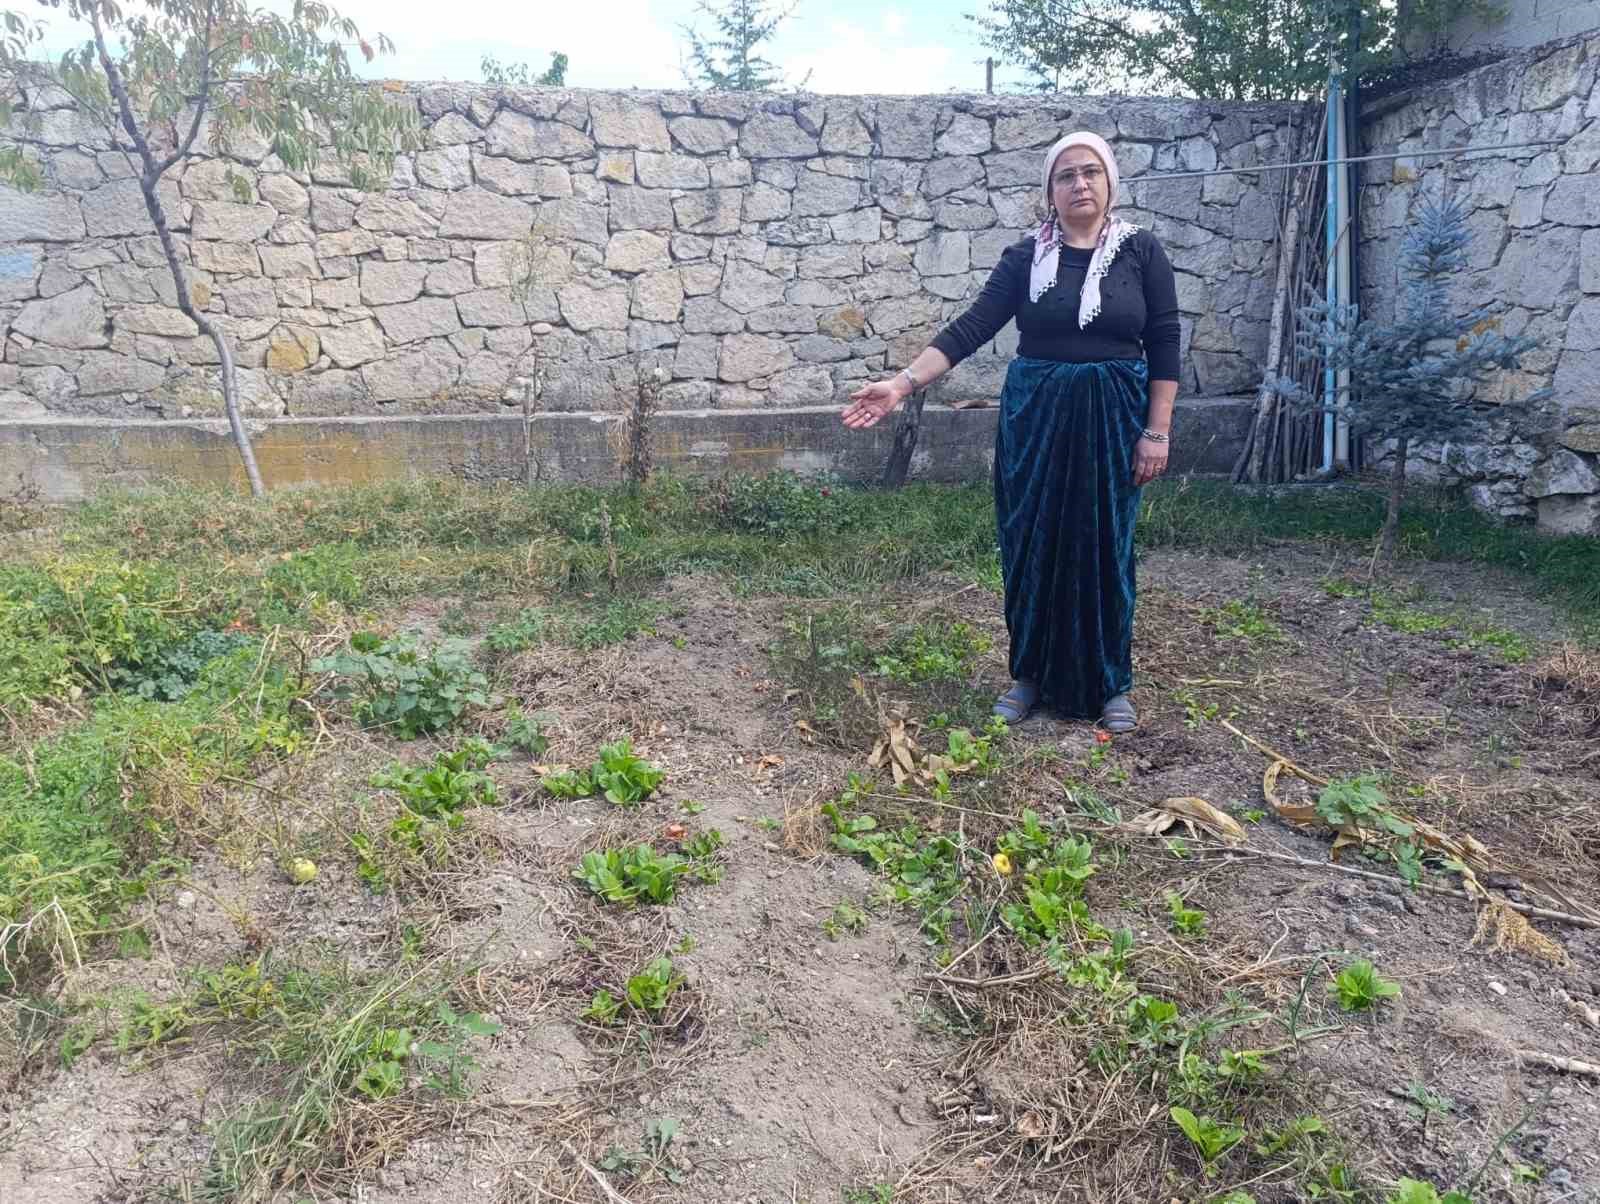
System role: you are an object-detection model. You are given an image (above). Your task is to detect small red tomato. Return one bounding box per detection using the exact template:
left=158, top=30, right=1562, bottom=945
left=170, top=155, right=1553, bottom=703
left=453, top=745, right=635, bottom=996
left=1093, top=730, right=1113, bottom=744
left=664, top=822, right=688, bottom=841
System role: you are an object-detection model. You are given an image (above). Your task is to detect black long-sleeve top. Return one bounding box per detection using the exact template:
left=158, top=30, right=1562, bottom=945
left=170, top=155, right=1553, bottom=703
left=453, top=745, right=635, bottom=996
left=930, top=230, right=1182, bottom=382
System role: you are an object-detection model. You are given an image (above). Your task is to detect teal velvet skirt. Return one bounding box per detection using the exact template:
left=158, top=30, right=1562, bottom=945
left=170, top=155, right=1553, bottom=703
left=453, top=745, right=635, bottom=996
left=995, top=356, right=1149, bottom=718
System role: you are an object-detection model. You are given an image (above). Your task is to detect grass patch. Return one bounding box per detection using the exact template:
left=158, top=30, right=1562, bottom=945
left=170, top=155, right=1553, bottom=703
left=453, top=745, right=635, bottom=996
left=1143, top=477, right=1600, bottom=641
left=83, top=951, right=499, bottom=1199
left=1, top=646, right=305, bottom=987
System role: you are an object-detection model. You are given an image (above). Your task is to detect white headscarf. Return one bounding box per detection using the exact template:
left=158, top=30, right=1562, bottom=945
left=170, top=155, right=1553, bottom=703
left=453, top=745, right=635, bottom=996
left=1030, top=130, right=1141, bottom=328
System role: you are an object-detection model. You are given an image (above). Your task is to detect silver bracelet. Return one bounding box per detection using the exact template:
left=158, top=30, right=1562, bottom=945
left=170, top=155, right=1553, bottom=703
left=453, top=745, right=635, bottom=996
left=899, top=367, right=918, bottom=391
left=1141, top=429, right=1169, bottom=443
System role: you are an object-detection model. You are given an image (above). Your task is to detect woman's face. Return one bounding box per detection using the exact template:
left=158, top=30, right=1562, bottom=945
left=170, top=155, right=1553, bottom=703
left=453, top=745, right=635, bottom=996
left=1050, top=146, right=1110, bottom=225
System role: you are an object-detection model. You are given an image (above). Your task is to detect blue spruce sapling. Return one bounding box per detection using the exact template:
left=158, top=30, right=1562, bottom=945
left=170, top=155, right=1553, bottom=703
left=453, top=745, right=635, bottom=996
left=1276, top=193, right=1548, bottom=563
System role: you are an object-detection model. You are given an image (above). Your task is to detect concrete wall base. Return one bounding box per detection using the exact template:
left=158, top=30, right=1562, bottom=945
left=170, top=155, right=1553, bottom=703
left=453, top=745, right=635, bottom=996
left=0, top=396, right=1254, bottom=502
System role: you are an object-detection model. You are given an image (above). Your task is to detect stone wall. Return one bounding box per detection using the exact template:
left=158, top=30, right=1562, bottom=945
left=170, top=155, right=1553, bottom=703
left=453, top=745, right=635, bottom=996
left=1, top=83, right=1299, bottom=424
left=1438, top=0, right=1599, bottom=51
left=1358, top=31, right=1600, bottom=534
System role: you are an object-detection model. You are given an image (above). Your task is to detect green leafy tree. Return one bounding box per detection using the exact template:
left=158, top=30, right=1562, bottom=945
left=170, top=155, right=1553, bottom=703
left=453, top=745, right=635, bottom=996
left=680, top=0, right=810, bottom=92
left=481, top=51, right=568, bottom=86
left=1274, top=194, right=1547, bottom=564
left=969, top=0, right=1505, bottom=99
left=1, top=10, right=45, bottom=187
left=0, top=0, right=419, bottom=497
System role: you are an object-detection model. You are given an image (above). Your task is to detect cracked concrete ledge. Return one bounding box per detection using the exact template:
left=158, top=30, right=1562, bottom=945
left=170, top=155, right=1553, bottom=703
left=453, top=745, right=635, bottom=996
left=0, top=396, right=1252, bottom=502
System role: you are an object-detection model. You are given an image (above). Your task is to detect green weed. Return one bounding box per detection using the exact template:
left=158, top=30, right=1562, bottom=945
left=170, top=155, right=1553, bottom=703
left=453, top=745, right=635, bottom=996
left=572, top=597, right=663, bottom=650
left=1385, top=1181, right=1472, bottom=1204
left=1166, top=892, right=1208, bottom=939
left=371, top=742, right=499, bottom=818
left=541, top=739, right=664, bottom=805
left=1199, top=599, right=1282, bottom=643
left=842, top=1187, right=894, bottom=1204
left=312, top=632, right=489, bottom=739
left=260, top=542, right=367, bottom=613
left=821, top=901, right=869, bottom=940
left=625, top=957, right=685, bottom=1014
left=581, top=990, right=622, bottom=1025
left=485, top=607, right=554, bottom=655
left=1316, top=775, right=1426, bottom=883
left=1170, top=1105, right=1244, bottom=1167
left=874, top=619, right=992, bottom=683
left=497, top=704, right=552, bottom=759
left=995, top=810, right=1099, bottom=945
left=821, top=783, right=965, bottom=944
left=1331, top=959, right=1401, bottom=1012
left=574, top=845, right=687, bottom=906
left=0, top=647, right=304, bottom=985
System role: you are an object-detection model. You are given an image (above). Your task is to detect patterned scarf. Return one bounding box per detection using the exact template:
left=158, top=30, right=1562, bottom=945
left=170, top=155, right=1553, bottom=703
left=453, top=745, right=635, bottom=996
left=1029, top=131, right=1140, bottom=330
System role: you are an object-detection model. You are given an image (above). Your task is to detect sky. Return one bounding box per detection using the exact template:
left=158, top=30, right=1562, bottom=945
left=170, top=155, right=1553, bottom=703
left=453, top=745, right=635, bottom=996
left=34, top=0, right=1016, bottom=96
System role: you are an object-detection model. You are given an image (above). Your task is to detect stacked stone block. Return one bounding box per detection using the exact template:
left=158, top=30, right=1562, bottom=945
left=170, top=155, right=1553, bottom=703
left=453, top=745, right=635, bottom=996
left=1, top=83, right=1297, bottom=422
left=1359, top=30, right=1600, bottom=533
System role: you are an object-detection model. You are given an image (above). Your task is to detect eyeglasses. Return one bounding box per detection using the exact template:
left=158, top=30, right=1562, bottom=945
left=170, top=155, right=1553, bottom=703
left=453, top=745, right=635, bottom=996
left=1051, top=166, right=1105, bottom=188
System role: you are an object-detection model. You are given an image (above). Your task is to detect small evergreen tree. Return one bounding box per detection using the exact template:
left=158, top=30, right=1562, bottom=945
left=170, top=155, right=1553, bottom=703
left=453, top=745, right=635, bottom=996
left=481, top=51, right=568, bottom=86
left=1274, top=193, right=1547, bottom=564
left=680, top=0, right=809, bottom=92
left=1, top=0, right=419, bottom=497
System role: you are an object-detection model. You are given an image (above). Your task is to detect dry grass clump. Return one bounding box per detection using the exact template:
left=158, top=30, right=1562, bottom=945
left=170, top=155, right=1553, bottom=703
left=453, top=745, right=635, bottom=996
left=1526, top=643, right=1600, bottom=738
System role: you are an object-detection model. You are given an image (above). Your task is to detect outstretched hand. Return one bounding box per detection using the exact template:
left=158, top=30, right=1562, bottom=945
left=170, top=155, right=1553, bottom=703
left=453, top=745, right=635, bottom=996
left=841, top=379, right=907, bottom=430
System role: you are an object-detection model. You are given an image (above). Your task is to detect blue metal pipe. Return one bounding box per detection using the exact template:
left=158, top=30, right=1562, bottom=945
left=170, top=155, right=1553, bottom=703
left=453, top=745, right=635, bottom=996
left=1323, top=74, right=1341, bottom=474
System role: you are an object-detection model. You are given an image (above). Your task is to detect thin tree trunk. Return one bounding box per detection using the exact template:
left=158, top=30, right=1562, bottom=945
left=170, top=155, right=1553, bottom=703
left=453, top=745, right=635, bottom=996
left=92, top=2, right=265, bottom=499
left=881, top=388, right=926, bottom=490
left=141, top=167, right=265, bottom=499
left=1378, top=435, right=1408, bottom=566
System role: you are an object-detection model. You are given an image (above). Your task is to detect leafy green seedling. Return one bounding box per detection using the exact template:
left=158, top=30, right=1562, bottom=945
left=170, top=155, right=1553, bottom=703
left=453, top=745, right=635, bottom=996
left=581, top=990, right=622, bottom=1025
left=313, top=632, right=489, bottom=739
left=1170, top=1106, right=1244, bottom=1166
left=1331, top=959, right=1401, bottom=1012
left=541, top=739, right=665, bottom=804
left=1166, top=891, right=1207, bottom=938
left=498, top=705, right=552, bottom=758
left=372, top=743, right=498, bottom=819
left=593, top=739, right=665, bottom=804
left=625, top=958, right=684, bottom=1014
left=574, top=845, right=687, bottom=906
left=822, top=901, right=869, bottom=940
left=1385, top=1181, right=1473, bottom=1204
left=683, top=829, right=726, bottom=883
left=1218, top=1048, right=1269, bottom=1085
left=1255, top=1114, right=1326, bottom=1156
left=1403, top=1080, right=1455, bottom=1120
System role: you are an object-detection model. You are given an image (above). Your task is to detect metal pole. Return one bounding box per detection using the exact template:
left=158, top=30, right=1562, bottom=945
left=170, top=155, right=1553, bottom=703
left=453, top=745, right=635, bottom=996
left=986, top=57, right=994, bottom=94
left=1323, top=74, right=1341, bottom=474
left=1117, top=138, right=1561, bottom=186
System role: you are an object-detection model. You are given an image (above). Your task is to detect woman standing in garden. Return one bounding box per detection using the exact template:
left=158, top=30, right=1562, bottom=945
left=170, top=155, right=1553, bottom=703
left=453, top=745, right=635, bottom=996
left=842, top=131, right=1181, bottom=733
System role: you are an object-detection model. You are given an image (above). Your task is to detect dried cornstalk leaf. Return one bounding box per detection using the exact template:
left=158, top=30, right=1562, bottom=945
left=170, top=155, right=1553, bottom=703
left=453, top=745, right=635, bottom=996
left=794, top=719, right=818, bottom=745
left=888, top=718, right=918, bottom=777
left=1263, top=761, right=1318, bottom=825
left=1154, top=796, right=1246, bottom=843
left=1125, top=809, right=1180, bottom=838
